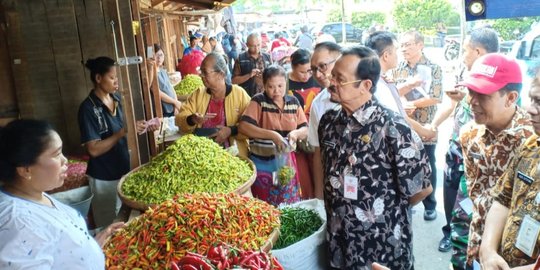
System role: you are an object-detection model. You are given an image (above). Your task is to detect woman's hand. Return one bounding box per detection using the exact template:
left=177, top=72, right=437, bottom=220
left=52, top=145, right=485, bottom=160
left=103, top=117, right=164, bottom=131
left=190, top=113, right=205, bottom=125
left=211, top=126, right=231, bottom=144
left=95, top=222, right=125, bottom=248
left=136, top=121, right=146, bottom=134
left=174, top=100, right=183, bottom=112
left=270, top=131, right=287, bottom=152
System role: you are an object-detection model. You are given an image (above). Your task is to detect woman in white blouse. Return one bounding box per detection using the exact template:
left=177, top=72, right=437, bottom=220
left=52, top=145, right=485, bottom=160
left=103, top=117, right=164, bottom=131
left=0, top=119, right=123, bottom=269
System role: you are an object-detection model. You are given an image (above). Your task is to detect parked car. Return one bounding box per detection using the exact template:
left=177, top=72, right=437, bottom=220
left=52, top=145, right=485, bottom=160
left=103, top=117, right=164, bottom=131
left=509, top=24, right=540, bottom=107
left=311, top=23, right=362, bottom=43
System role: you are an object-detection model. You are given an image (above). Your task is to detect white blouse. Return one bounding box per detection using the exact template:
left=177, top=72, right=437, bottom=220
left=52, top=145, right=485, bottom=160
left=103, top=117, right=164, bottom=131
left=0, top=191, right=105, bottom=269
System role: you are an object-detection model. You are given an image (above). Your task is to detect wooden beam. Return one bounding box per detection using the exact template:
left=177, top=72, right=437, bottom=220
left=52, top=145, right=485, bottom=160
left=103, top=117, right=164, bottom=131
left=168, top=0, right=213, bottom=10
left=147, top=16, right=164, bottom=120
left=150, top=0, right=167, bottom=7
left=103, top=0, right=141, bottom=168
left=131, top=0, right=157, bottom=159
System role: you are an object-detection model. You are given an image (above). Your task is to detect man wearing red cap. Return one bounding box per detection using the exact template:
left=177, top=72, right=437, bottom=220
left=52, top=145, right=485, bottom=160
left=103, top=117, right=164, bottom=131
left=456, top=53, right=534, bottom=267
left=479, top=75, right=540, bottom=269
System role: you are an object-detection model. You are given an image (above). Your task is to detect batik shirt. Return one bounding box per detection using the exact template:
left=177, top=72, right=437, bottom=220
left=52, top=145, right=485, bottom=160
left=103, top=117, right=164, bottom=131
left=318, top=99, right=432, bottom=270
left=491, top=134, right=540, bottom=267
left=460, top=107, right=533, bottom=264
left=393, top=54, right=443, bottom=144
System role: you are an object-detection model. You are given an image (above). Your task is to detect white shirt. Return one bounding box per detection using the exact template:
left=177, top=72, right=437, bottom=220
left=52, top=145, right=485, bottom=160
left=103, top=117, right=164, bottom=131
left=308, top=89, right=340, bottom=147
left=0, top=191, right=104, bottom=270
left=375, top=80, right=402, bottom=115
left=374, top=80, right=421, bottom=143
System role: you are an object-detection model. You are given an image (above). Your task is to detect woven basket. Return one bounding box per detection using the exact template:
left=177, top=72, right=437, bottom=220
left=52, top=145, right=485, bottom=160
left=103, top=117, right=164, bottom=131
left=118, top=156, right=257, bottom=211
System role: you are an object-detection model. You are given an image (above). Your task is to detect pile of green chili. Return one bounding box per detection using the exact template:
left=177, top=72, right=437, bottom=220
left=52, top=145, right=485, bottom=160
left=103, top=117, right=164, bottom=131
left=274, top=207, right=323, bottom=249
left=122, top=135, right=253, bottom=205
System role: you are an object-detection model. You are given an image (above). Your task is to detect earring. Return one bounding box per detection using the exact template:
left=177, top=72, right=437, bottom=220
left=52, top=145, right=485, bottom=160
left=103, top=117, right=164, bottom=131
left=26, top=176, right=31, bottom=180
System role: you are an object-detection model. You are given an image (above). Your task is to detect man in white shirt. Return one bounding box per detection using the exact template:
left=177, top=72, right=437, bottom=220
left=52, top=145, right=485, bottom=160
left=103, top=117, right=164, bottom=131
left=365, top=31, right=406, bottom=116
left=308, top=42, right=342, bottom=199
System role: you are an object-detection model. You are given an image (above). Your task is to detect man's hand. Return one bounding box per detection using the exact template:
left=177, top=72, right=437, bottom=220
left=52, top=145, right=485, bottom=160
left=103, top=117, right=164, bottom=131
left=445, top=89, right=466, bottom=102
left=480, top=251, right=511, bottom=270
left=251, top=69, right=261, bottom=78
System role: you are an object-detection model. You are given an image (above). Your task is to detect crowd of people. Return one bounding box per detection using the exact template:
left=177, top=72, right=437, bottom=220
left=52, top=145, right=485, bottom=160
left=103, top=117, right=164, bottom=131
left=1, top=21, right=540, bottom=270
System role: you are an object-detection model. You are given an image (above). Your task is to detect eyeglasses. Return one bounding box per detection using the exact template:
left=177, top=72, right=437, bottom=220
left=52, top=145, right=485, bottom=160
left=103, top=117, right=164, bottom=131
left=311, top=58, right=339, bottom=74
left=200, top=70, right=219, bottom=77
left=400, top=42, right=417, bottom=48
left=329, top=76, right=365, bottom=87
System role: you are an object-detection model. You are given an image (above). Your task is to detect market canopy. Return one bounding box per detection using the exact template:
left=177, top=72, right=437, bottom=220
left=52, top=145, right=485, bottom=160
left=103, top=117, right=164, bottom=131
left=141, top=0, right=236, bottom=12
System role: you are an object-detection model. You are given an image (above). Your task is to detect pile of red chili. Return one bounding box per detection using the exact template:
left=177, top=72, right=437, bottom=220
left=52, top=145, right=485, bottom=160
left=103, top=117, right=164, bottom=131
left=104, top=193, right=280, bottom=269
left=171, top=244, right=284, bottom=270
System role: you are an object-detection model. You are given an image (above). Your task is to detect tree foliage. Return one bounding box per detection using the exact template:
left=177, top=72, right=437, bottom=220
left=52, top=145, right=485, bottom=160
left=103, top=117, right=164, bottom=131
left=327, top=10, right=386, bottom=30
left=352, top=12, right=386, bottom=29
left=392, top=0, right=459, bottom=34
left=489, top=17, right=540, bottom=40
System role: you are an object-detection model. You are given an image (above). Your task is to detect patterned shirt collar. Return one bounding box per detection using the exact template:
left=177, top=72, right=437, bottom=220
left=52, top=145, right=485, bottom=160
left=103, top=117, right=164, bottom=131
left=476, top=106, right=531, bottom=139
left=397, top=53, right=431, bottom=70
left=336, top=99, right=379, bottom=126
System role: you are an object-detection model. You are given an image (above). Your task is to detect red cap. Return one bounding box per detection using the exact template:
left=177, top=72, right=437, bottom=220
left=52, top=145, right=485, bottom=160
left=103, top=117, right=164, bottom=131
left=457, top=53, right=522, bottom=95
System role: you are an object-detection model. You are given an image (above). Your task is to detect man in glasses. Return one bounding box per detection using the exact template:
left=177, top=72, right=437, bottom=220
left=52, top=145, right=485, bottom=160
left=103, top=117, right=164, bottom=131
left=393, top=30, right=443, bottom=222
left=318, top=45, right=433, bottom=269
left=308, top=41, right=342, bottom=199
left=232, top=33, right=272, bottom=97
left=454, top=53, right=533, bottom=269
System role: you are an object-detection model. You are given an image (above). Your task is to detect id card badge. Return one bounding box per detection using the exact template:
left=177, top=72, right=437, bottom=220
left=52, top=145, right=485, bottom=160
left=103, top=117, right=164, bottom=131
left=459, top=197, right=474, bottom=216
left=344, top=175, right=358, bottom=200
left=516, top=215, right=540, bottom=257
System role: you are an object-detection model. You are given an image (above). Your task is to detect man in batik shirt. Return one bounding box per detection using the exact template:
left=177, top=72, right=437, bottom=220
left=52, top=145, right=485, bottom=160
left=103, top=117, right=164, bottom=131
left=393, top=30, right=443, bottom=221
left=318, top=45, right=433, bottom=269
left=439, top=27, right=500, bottom=260
left=456, top=53, right=534, bottom=268
left=480, top=76, right=540, bottom=269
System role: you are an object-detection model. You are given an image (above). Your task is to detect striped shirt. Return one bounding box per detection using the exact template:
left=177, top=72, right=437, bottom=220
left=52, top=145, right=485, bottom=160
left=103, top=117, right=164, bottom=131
left=241, top=92, right=307, bottom=157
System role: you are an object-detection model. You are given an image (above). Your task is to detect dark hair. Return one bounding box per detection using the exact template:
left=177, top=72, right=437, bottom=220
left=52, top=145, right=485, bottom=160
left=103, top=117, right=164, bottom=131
left=469, top=27, right=500, bottom=53
left=341, top=46, right=381, bottom=93
left=274, top=32, right=282, bottom=39
left=84, top=56, right=115, bottom=85
left=0, top=119, right=55, bottom=183
left=190, top=36, right=197, bottom=43
left=290, top=48, right=311, bottom=67
left=499, top=83, right=523, bottom=95
left=209, top=37, right=217, bottom=42
left=365, top=31, right=397, bottom=56
left=262, top=65, right=287, bottom=85
left=153, top=43, right=162, bottom=54
left=314, top=41, right=342, bottom=53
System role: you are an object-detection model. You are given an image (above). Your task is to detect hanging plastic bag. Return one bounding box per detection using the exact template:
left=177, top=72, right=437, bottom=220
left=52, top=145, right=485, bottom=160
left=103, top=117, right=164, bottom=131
left=178, top=50, right=205, bottom=77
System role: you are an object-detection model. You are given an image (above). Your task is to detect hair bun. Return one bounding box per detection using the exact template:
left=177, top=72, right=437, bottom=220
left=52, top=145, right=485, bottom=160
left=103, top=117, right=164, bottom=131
left=85, top=58, right=96, bottom=70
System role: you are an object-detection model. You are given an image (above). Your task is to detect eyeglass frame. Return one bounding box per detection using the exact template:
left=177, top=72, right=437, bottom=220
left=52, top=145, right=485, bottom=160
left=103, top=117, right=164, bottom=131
left=311, top=57, right=339, bottom=74
left=199, top=69, right=220, bottom=77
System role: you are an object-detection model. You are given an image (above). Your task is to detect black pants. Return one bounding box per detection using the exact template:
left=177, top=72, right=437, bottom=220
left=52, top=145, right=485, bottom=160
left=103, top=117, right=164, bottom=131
left=422, top=144, right=437, bottom=211
left=442, top=142, right=463, bottom=237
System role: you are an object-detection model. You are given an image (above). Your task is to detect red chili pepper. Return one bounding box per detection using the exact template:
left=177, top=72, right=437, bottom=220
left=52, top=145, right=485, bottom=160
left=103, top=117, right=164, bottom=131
left=171, top=261, right=180, bottom=270
left=181, top=265, right=198, bottom=270
left=272, top=257, right=284, bottom=270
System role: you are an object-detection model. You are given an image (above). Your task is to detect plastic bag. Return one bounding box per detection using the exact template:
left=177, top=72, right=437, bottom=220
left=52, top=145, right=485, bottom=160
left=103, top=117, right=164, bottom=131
left=271, top=199, right=328, bottom=270
left=272, top=151, right=296, bottom=186
left=178, top=50, right=205, bottom=77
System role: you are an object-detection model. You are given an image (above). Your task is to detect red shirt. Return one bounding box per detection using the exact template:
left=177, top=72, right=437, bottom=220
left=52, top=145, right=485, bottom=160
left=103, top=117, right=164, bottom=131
left=270, top=38, right=291, bottom=51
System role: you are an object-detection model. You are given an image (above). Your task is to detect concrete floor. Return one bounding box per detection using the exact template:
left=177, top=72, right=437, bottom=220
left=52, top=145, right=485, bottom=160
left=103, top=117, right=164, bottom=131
left=412, top=47, right=456, bottom=270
